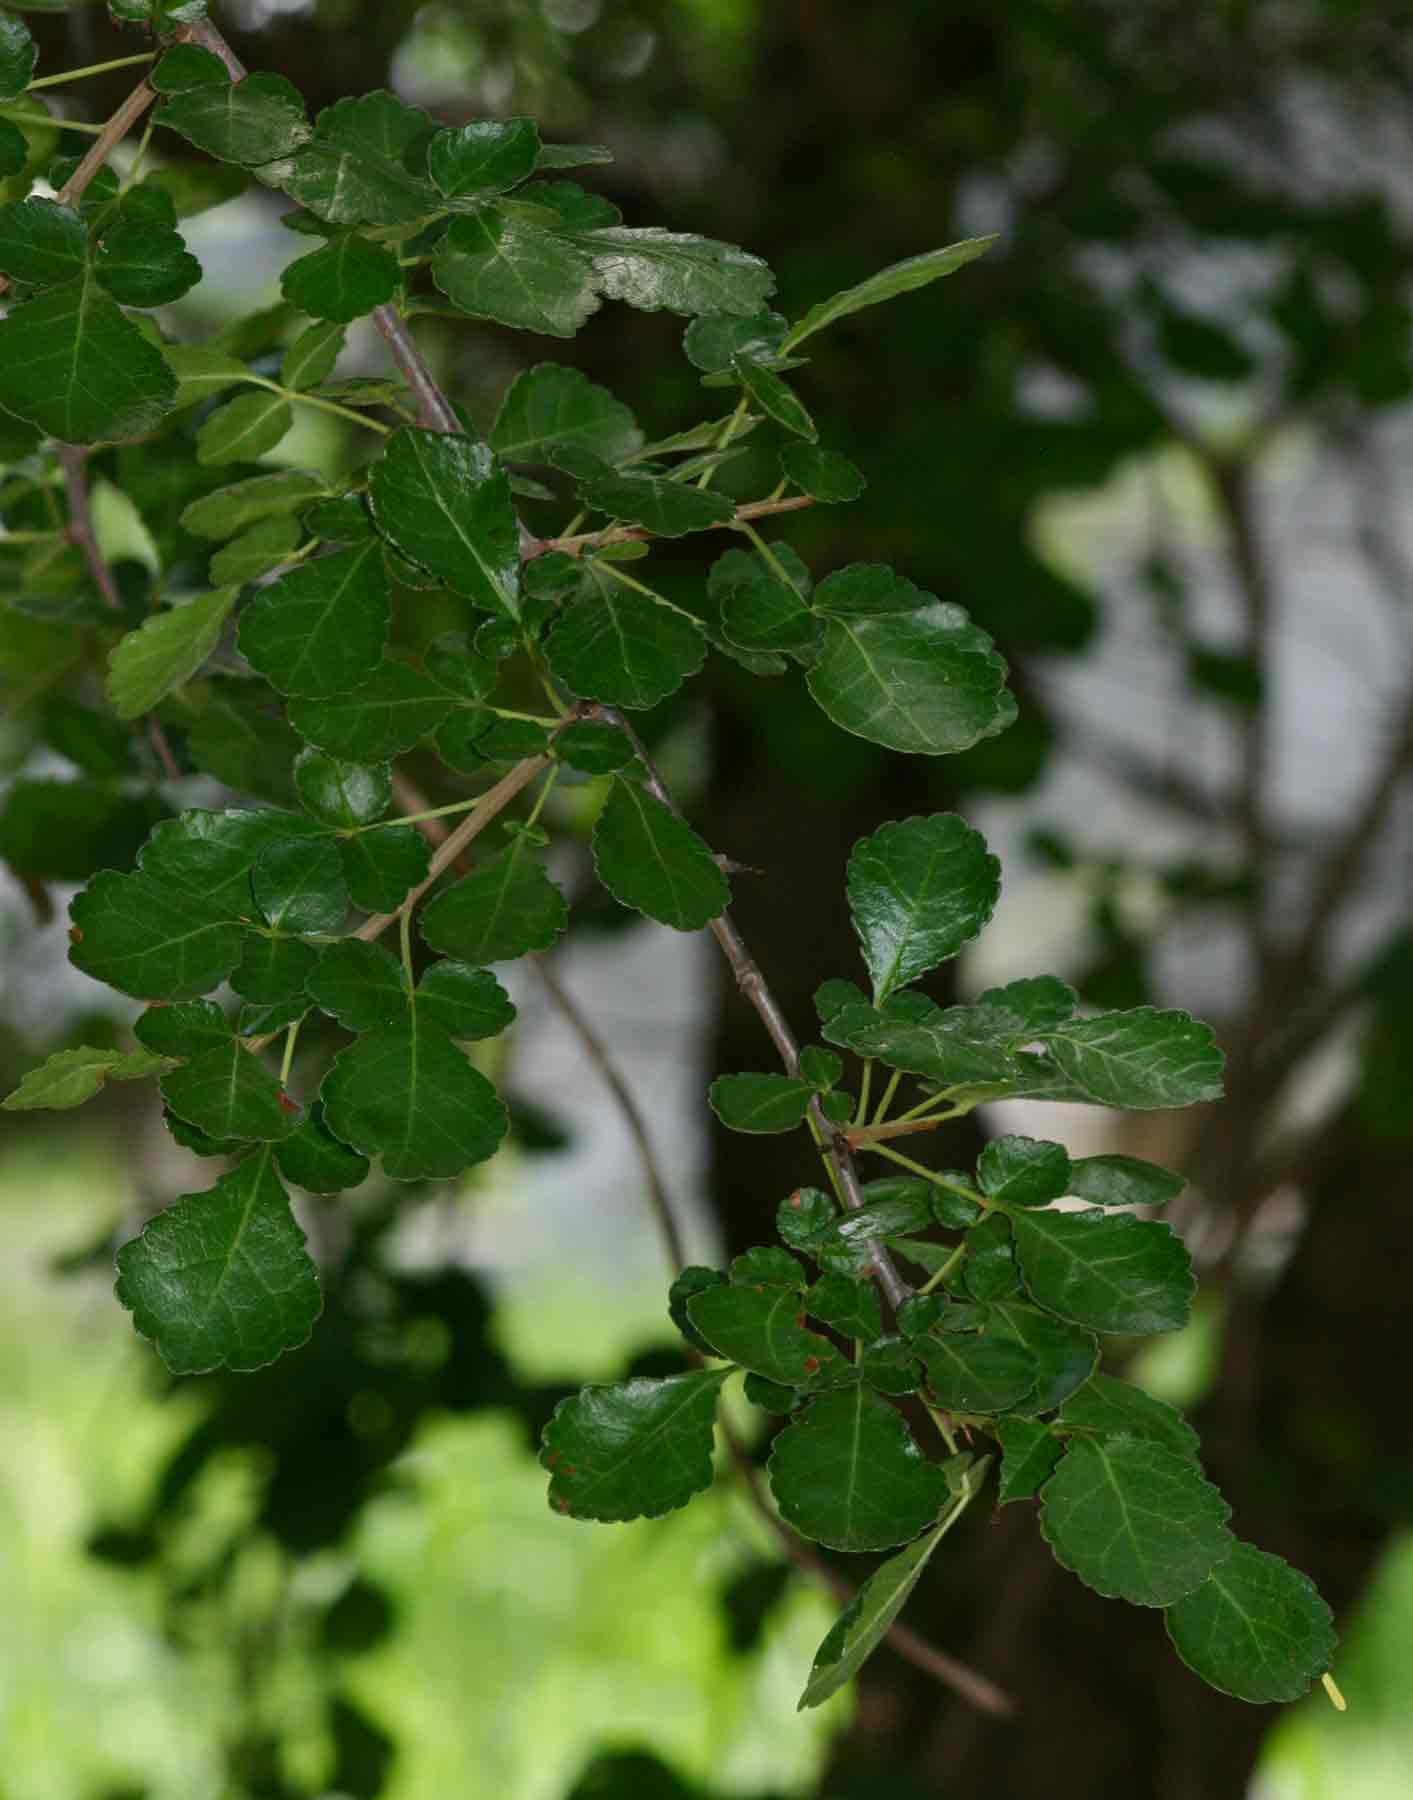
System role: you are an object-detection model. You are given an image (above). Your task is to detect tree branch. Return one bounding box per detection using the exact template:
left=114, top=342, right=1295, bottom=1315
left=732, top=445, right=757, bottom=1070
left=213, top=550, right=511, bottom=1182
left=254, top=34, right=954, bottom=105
left=529, top=494, right=814, bottom=562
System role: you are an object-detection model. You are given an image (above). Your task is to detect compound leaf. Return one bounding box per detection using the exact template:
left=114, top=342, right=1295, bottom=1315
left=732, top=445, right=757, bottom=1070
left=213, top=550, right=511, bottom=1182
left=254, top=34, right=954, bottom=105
left=1058, top=1373, right=1201, bottom=1462
left=307, top=938, right=409, bottom=1031
left=69, top=870, right=244, bottom=1000
left=545, top=581, right=706, bottom=709
left=490, top=362, right=642, bottom=467
left=420, top=836, right=567, bottom=963
left=918, top=1329, right=1037, bottom=1413
left=1042, top=1007, right=1225, bottom=1110
left=287, top=658, right=452, bottom=759
left=687, top=1282, right=845, bottom=1388
left=368, top=427, right=520, bottom=619
left=338, top=824, right=430, bottom=914
left=432, top=209, right=599, bottom=338
left=160, top=1040, right=301, bottom=1143
left=977, top=1135, right=1071, bottom=1209
left=1010, top=1207, right=1195, bottom=1337
left=540, top=1367, right=730, bottom=1522
left=237, top=539, right=390, bottom=699
left=281, top=91, right=438, bottom=226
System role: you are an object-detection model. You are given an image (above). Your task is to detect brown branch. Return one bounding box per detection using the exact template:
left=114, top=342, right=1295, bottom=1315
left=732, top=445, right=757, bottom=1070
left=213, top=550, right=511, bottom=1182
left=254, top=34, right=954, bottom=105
left=530, top=494, right=815, bottom=562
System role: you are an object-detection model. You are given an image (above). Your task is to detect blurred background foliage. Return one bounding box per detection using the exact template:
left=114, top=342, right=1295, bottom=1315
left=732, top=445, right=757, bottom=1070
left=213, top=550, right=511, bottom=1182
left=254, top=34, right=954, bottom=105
left=3, top=0, right=1413, bottom=1795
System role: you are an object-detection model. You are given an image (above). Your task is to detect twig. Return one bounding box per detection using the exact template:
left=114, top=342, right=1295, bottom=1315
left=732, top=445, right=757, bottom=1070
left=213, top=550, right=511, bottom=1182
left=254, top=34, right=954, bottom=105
left=531, top=494, right=814, bottom=562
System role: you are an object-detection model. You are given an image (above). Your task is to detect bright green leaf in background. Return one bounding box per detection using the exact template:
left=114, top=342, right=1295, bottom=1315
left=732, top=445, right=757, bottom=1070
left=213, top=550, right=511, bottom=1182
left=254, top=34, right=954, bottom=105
left=2, top=1046, right=176, bottom=1112
left=196, top=390, right=293, bottom=465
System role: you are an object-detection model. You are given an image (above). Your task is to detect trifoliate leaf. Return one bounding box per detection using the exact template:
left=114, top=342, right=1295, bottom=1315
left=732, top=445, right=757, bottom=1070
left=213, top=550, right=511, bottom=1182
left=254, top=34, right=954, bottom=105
left=157, top=69, right=311, bottom=166
left=592, top=778, right=729, bottom=931
left=575, top=226, right=775, bottom=318
left=105, top=587, right=237, bottom=721
left=115, top=1148, right=320, bottom=1373
left=977, top=1135, right=1071, bottom=1209
left=0, top=12, right=37, bottom=101
left=1067, top=1154, right=1186, bottom=1209
left=1164, top=1544, right=1337, bottom=1704
left=490, top=362, right=642, bottom=467
left=806, top=1273, right=882, bottom=1341
left=368, top=427, right=520, bottom=619
left=586, top=473, right=736, bottom=537
left=180, top=469, right=329, bottom=540
left=283, top=91, right=440, bottom=226
left=287, top=657, right=452, bottom=758
left=432, top=209, right=599, bottom=338
left=138, top=808, right=317, bottom=917
left=229, top=931, right=317, bottom=1005
left=273, top=1105, right=370, bottom=1195
left=92, top=218, right=202, bottom=306
left=731, top=358, right=816, bottom=439
left=846, top=813, right=1000, bottom=1003
left=797, top=1457, right=987, bottom=1710
left=1009, top=1207, right=1195, bottom=1336
left=0, top=273, right=177, bottom=443
left=540, top=1367, right=731, bottom=1522
left=237, top=539, right=390, bottom=699
left=280, top=231, right=400, bottom=323
left=1058, top=1373, right=1200, bottom=1462
left=1041, top=1007, right=1225, bottom=1110
left=429, top=117, right=540, bottom=202
left=782, top=237, right=995, bottom=351
left=196, top=390, right=293, bottom=465
left=975, top=975, right=1078, bottom=1037
left=708, top=1072, right=815, bottom=1133
left=807, top=566, right=1013, bottom=756
left=69, top=870, right=245, bottom=1000
left=0, top=198, right=86, bottom=287
left=983, top=1299, right=1097, bottom=1414
left=293, top=749, right=390, bottom=829
left=321, top=1015, right=507, bottom=1179
left=995, top=1416, right=1061, bottom=1503
left=251, top=835, right=347, bottom=934
left=1040, top=1436, right=1233, bottom=1606
left=768, top=1384, right=948, bottom=1553
left=420, top=836, right=567, bottom=964
left=917, top=1329, right=1036, bottom=1413
left=687, top=1283, right=845, bottom=1388
left=415, top=960, right=515, bottom=1039
left=2, top=1045, right=176, bottom=1112
left=545, top=579, right=707, bottom=709
left=160, top=1040, right=300, bottom=1143
left=210, top=514, right=302, bottom=585
left=134, top=999, right=232, bottom=1059
left=307, top=938, right=409, bottom=1031
left=281, top=318, right=345, bottom=391
left=338, top=824, right=429, bottom=914
left=780, top=442, right=865, bottom=503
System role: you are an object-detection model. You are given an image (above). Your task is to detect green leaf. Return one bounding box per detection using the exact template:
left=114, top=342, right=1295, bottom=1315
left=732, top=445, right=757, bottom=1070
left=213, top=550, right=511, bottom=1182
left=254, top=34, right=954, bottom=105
left=274, top=1105, right=370, bottom=1194
left=283, top=91, right=440, bottom=226
left=150, top=44, right=228, bottom=94
left=160, top=339, right=247, bottom=409
left=415, top=960, right=515, bottom=1039
left=280, top=232, right=400, bottom=323
left=229, top=932, right=317, bottom=1005
left=420, top=836, right=567, bottom=964
left=540, top=1367, right=730, bottom=1522
left=575, top=226, right=775, bottom=318
left=917, top=1328, right=1036, bottom=1413
left=732, top=1247, right=807, bottom=1288
left=1009, top=1207, right=1195, bottom=1336
left=545, top=579, right=707, bottom=709
left=780, top=442, right=865, bottom=503
left=0, top=779, right=161, bottom=881
left=687, top=1283, right=845, bottom=1388
left=252, top=835, right=347, bottom=934
left=807, top=1273, right=882, bottom=1341
left=432, top=209, right=599, bottom=337
left=429, top=117, right=540, bottom=201
left=807, top=566, right=1013, bottom=756
left=731, top=358, right=816, bottom=439
left=823, top=1001, right=1016, bottom=1086
left=280, top=318, right=345, bottom=391
left=0, top=273, right=177, bottom=443
left=92, top=218, right=202, bottom=306
left=134, top=999, right=232, bottom=1059
left=307, top=938, right=409, bottom=1031
left=782, top=237, right=995, bottom=351
left=995, top=1417, right=1061, bottom=1503
left=196, top=390, right=293, bottom=465
left=586, top=473, right=736, bottom=537
left=106, top=587, right=237, bottom=720
left=718, top=568, right=817, bottom=655
left=368, top=427, right=520, bottom=619
left=0, top=12, right=37, bottom=101
left=1040, top=1436, right=1233, bottom=1607
left=1041, top=1007, right=1225, bottom=1110
left=181, top=469, right=329, bottom=540
left=708, top=1072, right=815, bottom=1133
left=961, top=1211, right=1021, bottom=1301
left=976, top=975, right=1078, bottom=1036
left=1067, top=1154, right=1186, bottom=1209
left=210, top=514, right=302, bottom=586
left=0, top=114, right=24, bottom=178
left=115, top=1149, right=321, bottom=1374
left=138, top=808, right=317, bottom=917
left=338, top=824, right=430, bottom=914
left=69, top=870, right=244, bottom=1000
left=846, top=813, right=1000, bottom=1003
left=146, top=161, right=250, bottom=219
left=490, top=362, right=642, bottom=467
left=768, top=1384, right=948, bottom=1553
left=683, top=310, right=787, bottom=372
left=0, top=198, right=86, bottom=287
left=287, top=658, right=452, bottom=759
left=798, top=1457, right=989, bottom=1709
left=592, top=778, right=729, bottom=931
left=537, top=143, right=612, bottom=171
left=983, top=1300, right=1097, bottom=1414
left=1058, top=1373, right=1200, bottom=1462
left=237, top=539, right=390, bottom=699
left=321, top=1015, right=507, bottom=1180
left=2, top=1045, right=175, bottom=1111
left=157, top=69, right=310, bottom=166
left=160, top=1039, right=301, bottom=1143
left=554, top=720, right=635, bottom=774
left=977, top=1135, right=1071, bottom=1209
left=669, top=1265, right=727, bottom=1354
left=186, top=681, right=302, bottom=806
left=1164, top=1544, right=1337, bottom=1704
